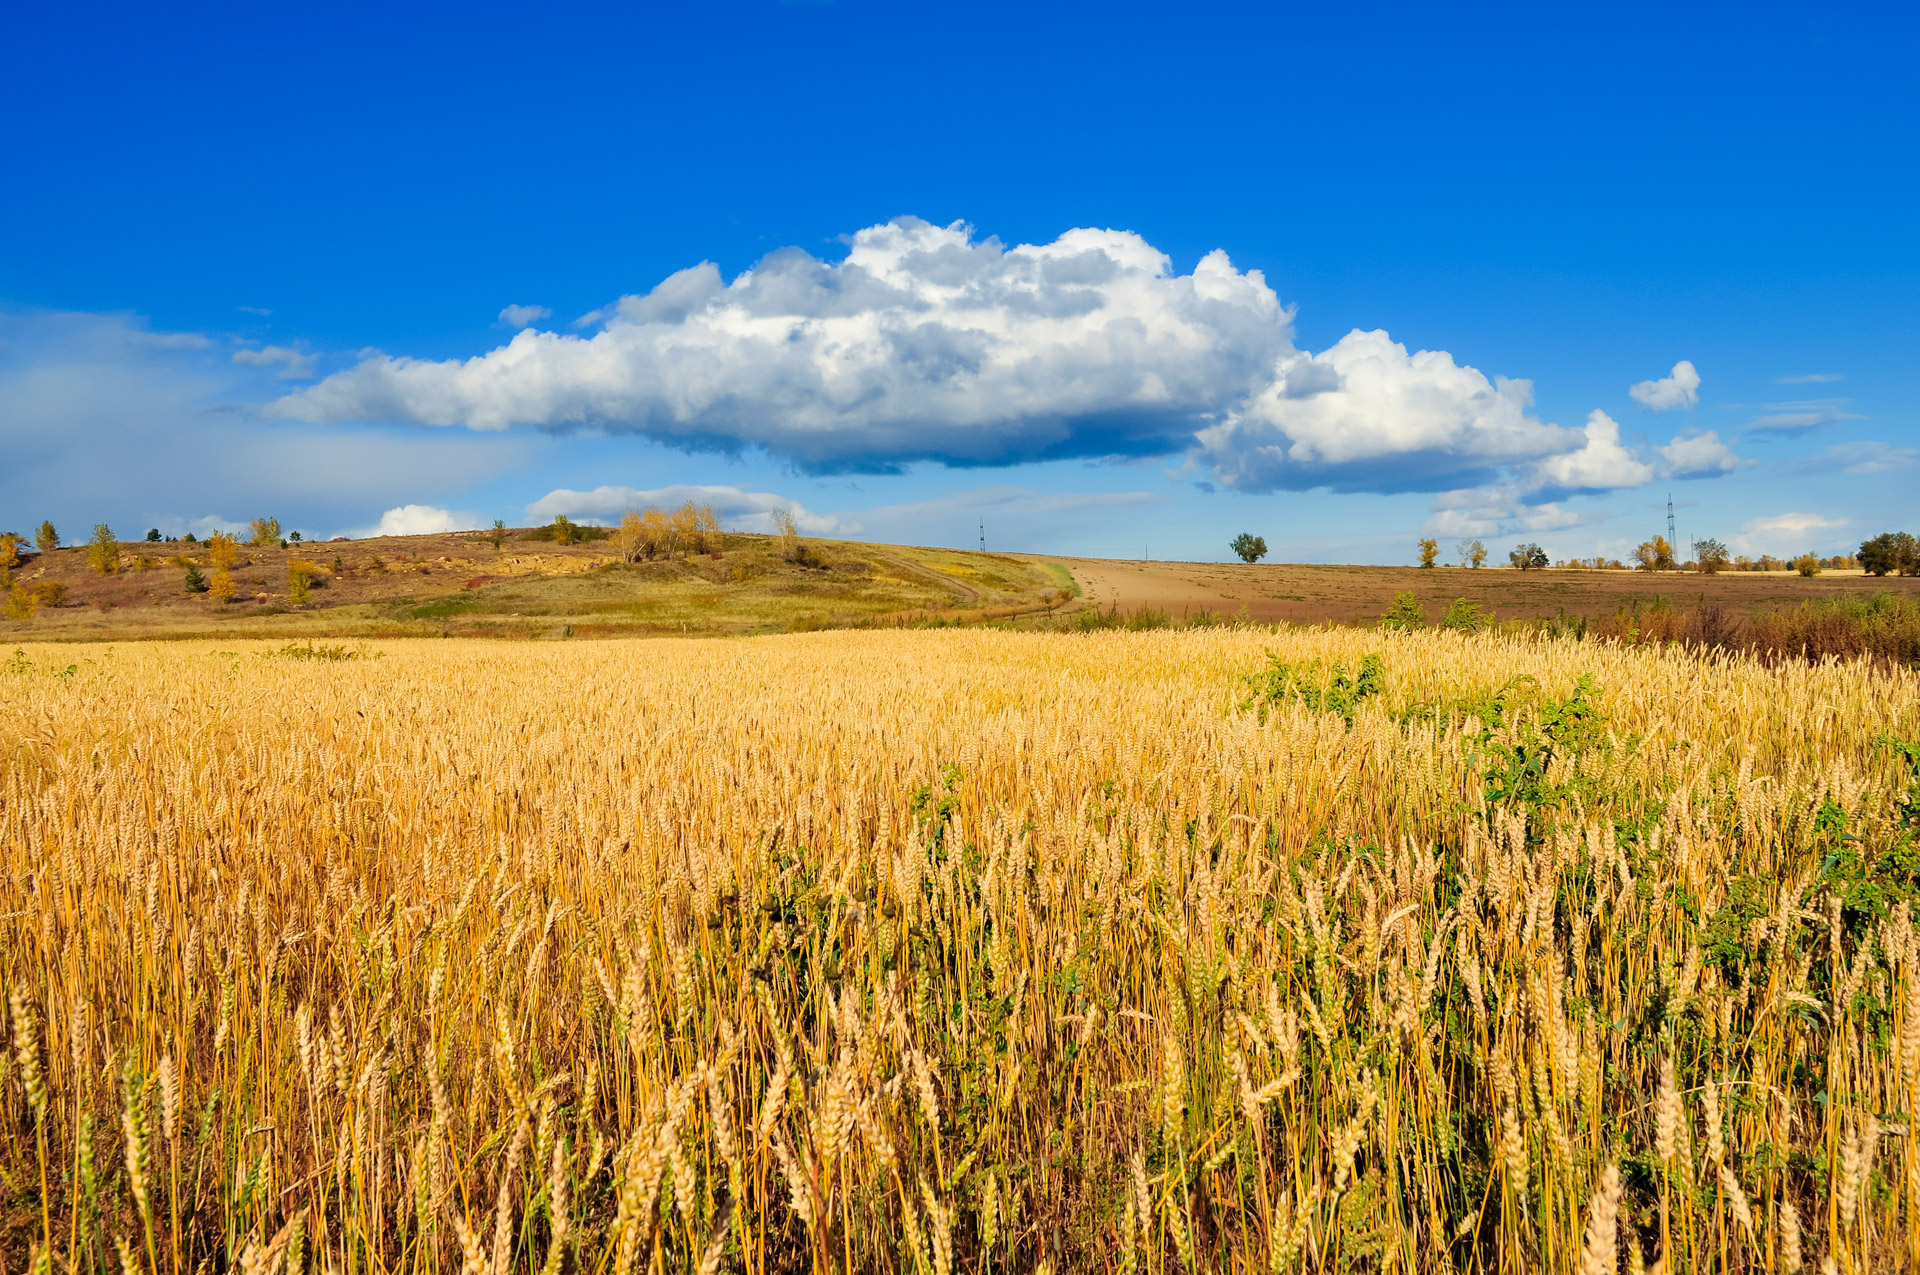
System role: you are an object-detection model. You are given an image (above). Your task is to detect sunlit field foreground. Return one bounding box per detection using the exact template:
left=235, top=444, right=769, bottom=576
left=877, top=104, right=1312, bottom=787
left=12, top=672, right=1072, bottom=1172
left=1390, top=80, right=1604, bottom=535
left=4, top=631, right=1920, bottom=1275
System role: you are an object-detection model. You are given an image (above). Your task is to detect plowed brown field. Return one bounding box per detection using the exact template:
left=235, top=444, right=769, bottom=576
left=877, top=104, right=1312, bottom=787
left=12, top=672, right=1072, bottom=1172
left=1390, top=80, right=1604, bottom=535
left=1037, top=556, right=1920, bottom=624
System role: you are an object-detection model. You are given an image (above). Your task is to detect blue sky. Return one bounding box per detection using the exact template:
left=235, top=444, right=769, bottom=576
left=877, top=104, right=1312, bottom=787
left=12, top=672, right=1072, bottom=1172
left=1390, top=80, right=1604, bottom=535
left=3, top=0, right=1914, bottom=562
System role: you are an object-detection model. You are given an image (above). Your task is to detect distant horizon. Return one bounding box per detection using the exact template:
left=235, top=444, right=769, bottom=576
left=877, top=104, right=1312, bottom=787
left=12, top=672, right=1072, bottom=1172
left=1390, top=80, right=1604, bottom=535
left=33, top=517, right=1892, bottom=575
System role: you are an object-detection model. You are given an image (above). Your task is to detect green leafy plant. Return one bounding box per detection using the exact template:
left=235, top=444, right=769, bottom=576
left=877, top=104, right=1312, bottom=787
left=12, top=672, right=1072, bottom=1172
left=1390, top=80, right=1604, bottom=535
left=87, top=523, right=120, bottom=575
left=1439, top=597, right=1491, bottom=633
left=1452, top=673, right=1610, bottom=809
left=1804, top=792, right=1920, bottom=937
left=1378, top=591, right=1425, bottom=630
left=908, top=763, right=964, bottom=846
left=1240, top=652, right=1385, bottom=726
left=273, top=641, right=372, bottom=662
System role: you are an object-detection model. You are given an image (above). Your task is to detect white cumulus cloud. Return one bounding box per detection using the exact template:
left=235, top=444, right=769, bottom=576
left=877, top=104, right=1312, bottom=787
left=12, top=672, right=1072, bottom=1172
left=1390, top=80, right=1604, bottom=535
left=1533, top=410, right=1655, bottom=491
left=182, top=515, right=250, bottom=538
left=1194, top=329, right=1572, bottom=491
left=357, top=504, right=485, bottom=538
left=1658, top=429, right=1746, bottom=477
left=498, top=304, right=553, bottom=328
left=275, top=219, right=1288, bottom=470
left=525, top=484, right=854, bottom=535
left=268, top=218, right=1696, bottom=511
left=1629, top=360, right=1701, bottom=411
left=233, top=344, right=318, bottom=379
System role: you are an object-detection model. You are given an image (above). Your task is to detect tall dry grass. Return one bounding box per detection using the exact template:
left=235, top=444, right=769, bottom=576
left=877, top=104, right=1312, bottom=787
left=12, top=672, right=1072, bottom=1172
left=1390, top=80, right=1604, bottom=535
left=1593, top=591, right=1920, bottom=669
left=2, top=628, right=1919, bottom=1274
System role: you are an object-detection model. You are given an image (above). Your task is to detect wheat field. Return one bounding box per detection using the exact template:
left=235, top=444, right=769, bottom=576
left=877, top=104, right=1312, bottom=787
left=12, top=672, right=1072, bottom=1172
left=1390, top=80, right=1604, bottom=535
left=2, top=630, right=1918, bottom=1274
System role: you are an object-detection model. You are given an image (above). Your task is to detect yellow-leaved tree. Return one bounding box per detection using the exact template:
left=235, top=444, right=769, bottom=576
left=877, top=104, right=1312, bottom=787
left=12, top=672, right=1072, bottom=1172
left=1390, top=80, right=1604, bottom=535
left=248, top=517, right=282, bottom=547
left=207, top=533, right=239, bottom=602
left=616, top=510, right=646, bottom=563
left=774, top=506, right=803, bottom=562
left=0, top=531, right=19, bottom=590
left=87, top=524, right=120, bottom=575
left=287, top=559, right=322, bottom=603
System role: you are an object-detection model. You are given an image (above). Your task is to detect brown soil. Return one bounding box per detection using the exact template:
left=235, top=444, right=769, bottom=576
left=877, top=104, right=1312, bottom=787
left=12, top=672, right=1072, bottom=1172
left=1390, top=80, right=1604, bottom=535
left=1030, top=557, right=1920, bottom=626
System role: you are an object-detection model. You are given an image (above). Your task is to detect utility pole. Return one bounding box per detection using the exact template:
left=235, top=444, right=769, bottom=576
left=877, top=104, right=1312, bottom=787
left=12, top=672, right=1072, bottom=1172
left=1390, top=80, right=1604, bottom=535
left=978, top=519, right=984, bottom=553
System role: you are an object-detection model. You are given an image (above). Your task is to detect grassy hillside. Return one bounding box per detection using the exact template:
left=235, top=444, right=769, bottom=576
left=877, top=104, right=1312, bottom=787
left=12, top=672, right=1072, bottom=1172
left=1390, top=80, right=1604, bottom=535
left=1, top=529, right=1074, bottom=640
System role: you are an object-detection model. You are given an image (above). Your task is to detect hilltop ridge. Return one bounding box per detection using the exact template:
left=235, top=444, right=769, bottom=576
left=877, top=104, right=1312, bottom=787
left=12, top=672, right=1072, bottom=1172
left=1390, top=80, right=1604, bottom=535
left=1, top=528, right=1074, bottom=641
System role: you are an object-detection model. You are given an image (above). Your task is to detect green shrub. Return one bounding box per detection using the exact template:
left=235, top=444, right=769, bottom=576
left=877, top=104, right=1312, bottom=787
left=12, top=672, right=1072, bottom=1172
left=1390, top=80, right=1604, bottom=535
left=1378, top=591, right=1425, bottom=630
left=1240, top=653, right=1385, bottom=727
left=1439, top=597, right=1491, bottom=633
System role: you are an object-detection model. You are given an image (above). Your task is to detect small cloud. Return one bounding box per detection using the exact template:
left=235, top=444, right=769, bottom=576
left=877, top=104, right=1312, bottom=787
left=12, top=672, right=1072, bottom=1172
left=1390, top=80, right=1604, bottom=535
left=1629, top=360, right=1701, bottom=412
left=1728, top=512, right=1849, bottom=557
left=140, top=330, right=214, bottom=351
left=526, top=484, right=855, bottom=535
left=1742, top=399, right=1864, bottom=438
left=184, top=515, right=250, bottom=538
left=498, top=304, right=553, bottom=329
left=233, top=344, right=318, bottom=379
left=1658, top=429, right=1747, bottom=477
left=1783, top=440, right=1920, bottom=476
left=1775, top=372, right=1843, bottom=385
left=353, top=505, right=485, bottom=538
left=1531, top=410, right=1654, bottom=491
left=237, top=305, right=273, bottom=317
left=1424, top=485, right=1588, bottom=538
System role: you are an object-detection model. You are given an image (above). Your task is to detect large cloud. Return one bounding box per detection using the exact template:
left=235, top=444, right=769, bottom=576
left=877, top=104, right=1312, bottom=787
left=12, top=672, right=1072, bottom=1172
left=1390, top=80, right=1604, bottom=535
left=270, top=218, right=1689, bottom=503
left=1192, top=330, right=1573, bottom=492
left=274, top=219, right=1288, bottom=470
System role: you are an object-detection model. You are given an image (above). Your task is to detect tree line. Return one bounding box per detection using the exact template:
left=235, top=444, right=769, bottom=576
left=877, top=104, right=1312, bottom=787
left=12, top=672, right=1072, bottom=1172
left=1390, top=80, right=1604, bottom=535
left=1227, top=527, right=1917, bottom=577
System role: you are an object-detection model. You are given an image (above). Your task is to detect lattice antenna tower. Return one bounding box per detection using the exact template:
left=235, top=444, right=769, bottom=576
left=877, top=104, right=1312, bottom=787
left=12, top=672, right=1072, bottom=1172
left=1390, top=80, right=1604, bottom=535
left=1667, top=494, right=1676, bottom=551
